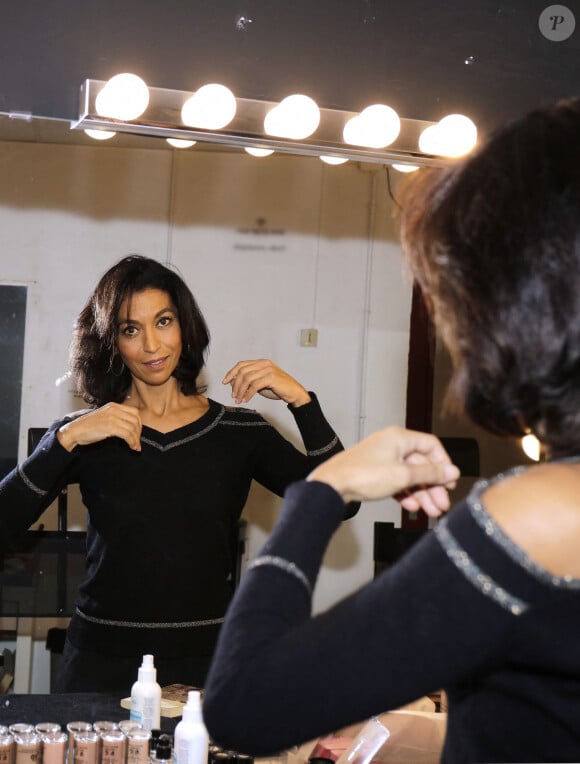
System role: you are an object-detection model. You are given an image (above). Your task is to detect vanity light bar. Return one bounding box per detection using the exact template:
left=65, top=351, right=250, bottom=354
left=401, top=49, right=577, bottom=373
left=71, top=79, right=447, bottom=167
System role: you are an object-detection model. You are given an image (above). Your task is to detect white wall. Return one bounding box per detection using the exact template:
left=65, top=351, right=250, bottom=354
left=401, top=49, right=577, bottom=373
left=0, top=140, right=412, bottom=689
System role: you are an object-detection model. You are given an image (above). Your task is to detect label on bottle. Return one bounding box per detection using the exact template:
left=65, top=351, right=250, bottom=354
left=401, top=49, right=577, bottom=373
left=130, top=692, right=160, bottom=730
left=129, top=702, right=142, bottom=724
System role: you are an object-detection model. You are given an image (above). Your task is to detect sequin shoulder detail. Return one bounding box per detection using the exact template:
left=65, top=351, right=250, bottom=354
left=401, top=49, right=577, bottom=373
left=219, top=406, right=271, bottom=427
left=434, top=519, right=529, bottom=615
left=467, top=469, right=580, bottom=590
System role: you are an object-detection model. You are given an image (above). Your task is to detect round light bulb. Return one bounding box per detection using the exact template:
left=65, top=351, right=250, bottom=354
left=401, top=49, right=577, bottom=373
left=521, top=433, right=541, bottom=462
left=84, top=128, right=116, bottom=141
left=181, top=84, right=237, bottom=130
left=95, top=73, right=150, bottom=121
left=418, top=124, right=444, bottom=155
left=320, top=155, right=349, bottom=165
left=263, top=107, right=286, bottom=137
left=343, top=115, right=362, bottom=145
left=391, top=163, right=420, bottom=173
left=419, top=115, right=477, bottom=157
left=245, top=147, right=274, bottom=157
left=166, top=138, right=196, bottom=148
left=264, top=94, right=320, bottom=140
left=437, top=114, right=478, bottom=157
left=343, top=104, right=400, bottom=148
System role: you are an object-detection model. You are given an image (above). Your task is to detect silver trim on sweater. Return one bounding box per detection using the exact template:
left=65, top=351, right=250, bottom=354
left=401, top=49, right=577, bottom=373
left=248, top=554, right=312, bottom=596
left=434, top=519, right=529, bottom=615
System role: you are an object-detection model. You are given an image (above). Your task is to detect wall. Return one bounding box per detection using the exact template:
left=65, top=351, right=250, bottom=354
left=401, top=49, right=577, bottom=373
left=0, top=140, right=412, bottom=690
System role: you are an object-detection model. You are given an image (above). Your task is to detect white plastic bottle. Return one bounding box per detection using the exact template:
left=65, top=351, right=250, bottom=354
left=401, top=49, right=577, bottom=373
left=173, top=691, right=209, bottom=764
left=129, top=654, right=162, bottom=731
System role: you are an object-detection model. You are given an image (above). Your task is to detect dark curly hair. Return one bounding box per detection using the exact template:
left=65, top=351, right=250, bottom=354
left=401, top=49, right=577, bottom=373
left=70, top=255, right=210, bottom=406
left=400, top=97, right=580, bottom=458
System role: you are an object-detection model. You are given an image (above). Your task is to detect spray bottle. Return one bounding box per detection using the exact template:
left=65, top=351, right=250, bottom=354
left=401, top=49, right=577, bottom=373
left=173, top=691, right=209, bottom=764
left=130, top=654, right=162, bottom=731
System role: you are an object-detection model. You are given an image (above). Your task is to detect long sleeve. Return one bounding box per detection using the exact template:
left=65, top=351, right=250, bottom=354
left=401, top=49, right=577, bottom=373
left=287, top=392, right=343, bottom=460
left=0, top=421, right=77, bottom=545
left=203, top=479, right=580, bottom=760
left=250, top=392, right=359, bottom=518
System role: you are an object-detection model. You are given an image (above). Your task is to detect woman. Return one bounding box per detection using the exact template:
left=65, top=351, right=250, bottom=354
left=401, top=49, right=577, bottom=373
left=0, top=254, right=355, bottom=691
left=203, top=97, right=580, bottom=762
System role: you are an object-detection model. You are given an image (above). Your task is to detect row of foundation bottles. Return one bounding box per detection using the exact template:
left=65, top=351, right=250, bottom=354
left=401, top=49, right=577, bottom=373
left=0, top=720, right=254, bottom=764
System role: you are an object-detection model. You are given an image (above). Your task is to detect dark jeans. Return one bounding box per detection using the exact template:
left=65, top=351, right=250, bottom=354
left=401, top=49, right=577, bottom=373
left=55, top=638, right=212, bottom=693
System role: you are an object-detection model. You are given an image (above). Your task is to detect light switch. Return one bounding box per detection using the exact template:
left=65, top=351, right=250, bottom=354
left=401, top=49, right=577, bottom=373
left=300, top=328, right=318, bottom=347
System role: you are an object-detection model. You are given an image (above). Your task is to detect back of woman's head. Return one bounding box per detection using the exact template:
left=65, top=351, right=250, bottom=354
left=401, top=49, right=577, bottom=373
left=70, top=255, right=210, bottom=405
left=401, top=97, right=580, bottom=457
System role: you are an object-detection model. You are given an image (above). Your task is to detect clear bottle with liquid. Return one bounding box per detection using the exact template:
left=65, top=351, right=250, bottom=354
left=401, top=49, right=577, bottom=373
left=130, top=654, right=162, bottom=731
left=334, top=717, right=390, bottom=764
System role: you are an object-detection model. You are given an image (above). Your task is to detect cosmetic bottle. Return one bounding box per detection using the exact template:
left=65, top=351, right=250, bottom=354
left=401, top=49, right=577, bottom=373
left=40, top=731, right=68, bottom=764
left=100, top=729, right=126, bottom=764
left=334, top=717, right=390, bottom=764
left=127, top=728, right=151, bottom=764
left=130, top=654, right=162, bottom=731
left=154, top=735, right=173, bottom=764
left=13, top=731, right=40, bottom=764
left=72, top=731, right=99, bottom=764
left=173, top=691, right=208, bottom=764
left=149, top=730, right=163, bottom=763
left=0, top=733, right=14, bottom=764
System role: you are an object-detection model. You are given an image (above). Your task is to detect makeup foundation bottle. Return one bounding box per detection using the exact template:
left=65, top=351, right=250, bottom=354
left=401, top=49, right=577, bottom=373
left=0, top=733, right=14, bottom=764
left=100, top=730, right=126, bottom=764
left=127, top=729, right=151, bottom=764
left=13, top=731, right=40, bottom=764
left=40, top=731, right=68, bottom=764
left=72, top=732, right=99, bottom=764
left=66, top=723, right=93, bottom=764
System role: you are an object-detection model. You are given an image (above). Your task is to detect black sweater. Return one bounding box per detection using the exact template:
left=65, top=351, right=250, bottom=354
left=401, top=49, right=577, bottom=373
left=0, top=394, right=352, bottom=657
left=203, top=470, right=580, bottom=763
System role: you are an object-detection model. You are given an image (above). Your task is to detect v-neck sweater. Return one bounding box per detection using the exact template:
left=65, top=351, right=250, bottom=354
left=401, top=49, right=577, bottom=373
left=0, top=393, right=350, bottom=657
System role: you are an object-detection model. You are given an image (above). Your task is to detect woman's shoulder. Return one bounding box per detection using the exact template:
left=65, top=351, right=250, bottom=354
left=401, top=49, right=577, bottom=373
left=479, top=461, right=580, bottom=580
left=219, top=402, right=270, bottom=425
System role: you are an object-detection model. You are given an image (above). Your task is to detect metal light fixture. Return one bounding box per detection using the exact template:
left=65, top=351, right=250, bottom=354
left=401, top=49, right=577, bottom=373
left=72, top=78, right=467, bottom=166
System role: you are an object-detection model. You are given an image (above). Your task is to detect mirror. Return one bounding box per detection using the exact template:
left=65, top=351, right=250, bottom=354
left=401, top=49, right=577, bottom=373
left=0, top=114, right=532, bottom=694
left=0, top=113, right=416, bottom=692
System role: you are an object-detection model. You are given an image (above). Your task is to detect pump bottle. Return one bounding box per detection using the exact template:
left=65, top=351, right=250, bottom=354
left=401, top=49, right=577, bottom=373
left=173, top=691, right=209, bottom=764
left=130, top=654, right=162, bottom=731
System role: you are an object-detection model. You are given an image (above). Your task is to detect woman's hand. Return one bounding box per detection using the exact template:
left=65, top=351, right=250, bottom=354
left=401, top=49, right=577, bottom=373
left=307, top=426, right=460, bottom=517
left=222, top=359, right=311, bottom=407
left=56, top=403, right=143, bottom=452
